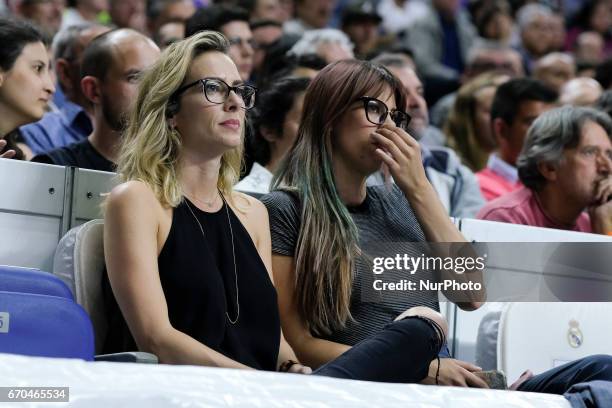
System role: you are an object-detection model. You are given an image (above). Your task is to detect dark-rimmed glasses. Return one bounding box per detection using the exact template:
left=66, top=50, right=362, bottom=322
left=172, top=78, right=257, bottom=110
left=358, top=96, right=411, bottom=131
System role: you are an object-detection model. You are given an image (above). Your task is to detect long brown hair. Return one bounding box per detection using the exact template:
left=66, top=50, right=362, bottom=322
left=272, top=59, right=407, bottom=335
left=445, top=72, right=509, bottom=170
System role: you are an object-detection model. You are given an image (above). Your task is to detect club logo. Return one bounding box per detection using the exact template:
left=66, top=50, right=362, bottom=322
left=567, top=319, right=583, bottom=348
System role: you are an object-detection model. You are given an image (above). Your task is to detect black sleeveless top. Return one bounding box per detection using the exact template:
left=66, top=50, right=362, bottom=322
left=103, top=197, right=280, bottom=370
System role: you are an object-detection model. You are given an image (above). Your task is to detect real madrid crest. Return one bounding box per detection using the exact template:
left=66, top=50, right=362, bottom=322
left=567, top=319, right=583, bottom=348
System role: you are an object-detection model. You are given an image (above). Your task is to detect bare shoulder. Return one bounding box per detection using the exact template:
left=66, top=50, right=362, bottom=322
left=106, top=180, right=165, bottom=222
left=230, top=191, right=270, bottom=245
left=231, top=191, right=269, bottom=219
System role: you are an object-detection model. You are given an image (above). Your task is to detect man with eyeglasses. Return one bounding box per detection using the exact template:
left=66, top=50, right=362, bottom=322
left=186, top=5, right=256, bottom=82
left=478, top=106, right=612, bottom=235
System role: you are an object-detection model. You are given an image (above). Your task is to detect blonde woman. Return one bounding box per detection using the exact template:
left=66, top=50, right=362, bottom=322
left=444, top=72, right=509, bottom=171
left=103, top=31, right=447, bottom=380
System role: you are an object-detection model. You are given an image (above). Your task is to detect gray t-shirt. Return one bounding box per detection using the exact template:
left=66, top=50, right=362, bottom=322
left=262, top=184, right=440, bottom=345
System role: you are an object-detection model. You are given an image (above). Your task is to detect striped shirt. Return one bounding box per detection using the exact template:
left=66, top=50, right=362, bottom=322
left=262, top=184, right=440, bottom=346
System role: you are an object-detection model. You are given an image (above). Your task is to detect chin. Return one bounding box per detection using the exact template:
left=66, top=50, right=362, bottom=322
left=221, top=133, right=242, bottom=149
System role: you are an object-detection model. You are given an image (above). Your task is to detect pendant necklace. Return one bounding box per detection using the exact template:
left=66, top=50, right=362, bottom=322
left=185, top=192, right=240, bottom=324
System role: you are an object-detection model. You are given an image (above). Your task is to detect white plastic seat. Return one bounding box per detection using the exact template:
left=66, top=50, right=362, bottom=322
left=497, top=302, right=612, bottom=382
left=53, top=220, right=156, bottom=363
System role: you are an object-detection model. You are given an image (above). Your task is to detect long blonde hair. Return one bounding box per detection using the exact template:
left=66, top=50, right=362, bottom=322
left=445, top=72, right=508, bottom=171
left=272, top=60, right=407, bottom=335
left=117, top=31, right=242, bottom=207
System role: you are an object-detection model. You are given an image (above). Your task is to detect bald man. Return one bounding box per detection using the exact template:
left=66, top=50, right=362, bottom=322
left=560, top=77, right=603, bottom=107
left=33, top=29, right=160, bottom=171
left=533, top=52, right=575, bottom=92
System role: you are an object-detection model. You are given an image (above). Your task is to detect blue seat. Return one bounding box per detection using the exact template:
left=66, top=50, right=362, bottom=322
left=0, top=291, right=94, bottom=361
left=0, top=265, right=73, bottom=300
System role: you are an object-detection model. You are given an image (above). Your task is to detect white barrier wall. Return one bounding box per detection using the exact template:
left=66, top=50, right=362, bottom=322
left=2, top=158, right=611, bottom=367
left=0, top=159, right=116, bottom=271
left=452, top=218, right=612, bottom=365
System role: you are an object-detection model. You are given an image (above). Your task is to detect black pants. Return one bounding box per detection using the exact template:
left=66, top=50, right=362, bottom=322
left=518, top=354, right=612, bottom=394
left=313, top=316, right=442, bottom=383
left=313, top=318, right=612, bottom=394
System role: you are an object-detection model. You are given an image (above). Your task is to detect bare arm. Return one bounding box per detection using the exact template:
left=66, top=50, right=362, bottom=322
left=373, top=125, right=484, bottom=310
left=272, top=254, right=350, bottom=369
left=104, top=182, right=250, bottom=369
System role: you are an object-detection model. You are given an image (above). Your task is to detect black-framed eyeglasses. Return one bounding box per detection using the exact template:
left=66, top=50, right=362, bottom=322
left=172, top=77, right=257, bottom=110
left=357, top=96, right=411, bottom=131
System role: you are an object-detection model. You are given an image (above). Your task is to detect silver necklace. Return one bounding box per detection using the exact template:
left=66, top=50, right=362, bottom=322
left=185, top=193, right=240, bottom=324
left=190, top=191, right=220, bottom=208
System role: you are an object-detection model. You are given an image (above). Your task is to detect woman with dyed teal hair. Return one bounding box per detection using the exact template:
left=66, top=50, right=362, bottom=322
left=263, top=58, right=485, bottom=385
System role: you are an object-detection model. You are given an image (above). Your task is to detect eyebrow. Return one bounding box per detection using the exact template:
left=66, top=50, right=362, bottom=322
left=207, top=76, right=244, bottom=86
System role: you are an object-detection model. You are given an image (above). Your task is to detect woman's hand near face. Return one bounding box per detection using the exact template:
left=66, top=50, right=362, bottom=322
left=371, top=124, right=430, bottom=198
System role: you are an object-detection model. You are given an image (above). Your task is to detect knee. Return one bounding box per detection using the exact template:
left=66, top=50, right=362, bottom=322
left=394, top=306, right=449, bottom=341
left=580, top=354, right=612, bottom=378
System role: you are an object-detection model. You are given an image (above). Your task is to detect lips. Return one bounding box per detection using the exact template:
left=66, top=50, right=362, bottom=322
left=220, top=119, right=241, bottom=130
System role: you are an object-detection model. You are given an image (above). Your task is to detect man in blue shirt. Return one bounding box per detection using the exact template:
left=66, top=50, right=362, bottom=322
left=20, top=23, right=109, bottom=156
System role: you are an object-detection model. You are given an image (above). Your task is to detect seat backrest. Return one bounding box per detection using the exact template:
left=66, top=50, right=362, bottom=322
left=497, top=302, right=612, bottom=382
left=0, top=265, right=73, bottom=300
left=53, top=219, right=107, bottom=352
left=0, top=291, right=94, bottom=360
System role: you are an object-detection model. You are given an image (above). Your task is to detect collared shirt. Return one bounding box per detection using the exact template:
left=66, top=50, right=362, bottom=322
left=234, top=162, right=273, bottom=195
left=477, top=186, right=591, bottom=232
left=20, top=101, right=92, bottom=155
left=477, top=154, right=521, bottom=201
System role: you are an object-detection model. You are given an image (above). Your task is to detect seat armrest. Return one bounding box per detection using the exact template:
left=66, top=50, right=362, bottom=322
left=95, top=352, right=158, bottom=364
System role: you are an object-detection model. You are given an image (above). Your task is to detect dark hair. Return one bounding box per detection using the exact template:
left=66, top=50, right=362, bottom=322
left=257, top=53, right=325, bottom=90
left=235, top=0, right=256, bottom=14
left=185, top=5, right=250, bottom=37
left=491, top=78, right=558, bottom=125
left=254, top=33, right=300, bottom=86
left=597, top=90, right=612, bottom=119
left=474, top=0, right=512, bottom=37
left=248, top=76, right=311, bottom=165
left=595, top=58, right=612, bottom=90
left=569, top=0, right=610, bottom=34
left=0, top=18, right=47, bottom=71
left=80, top=29, right=119, bottom=81
left=250, top=19, right=283, bottom=30
left=368, top=44, right=415, bottom=62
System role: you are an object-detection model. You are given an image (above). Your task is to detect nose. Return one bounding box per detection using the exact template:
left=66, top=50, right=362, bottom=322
left=383, top=111, right=395, bottom=127
left=224, top=89, right=241, bottom=112
left=243, top=41, right=254, bottom=57
left=44, top=70, right=56, bottom=95
left=407, top=94, right=420, bottom=109
left=598, top=153, right=612, bottom=174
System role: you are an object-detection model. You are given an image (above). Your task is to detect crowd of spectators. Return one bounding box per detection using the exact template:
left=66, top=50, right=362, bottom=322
left=2, top=0, right=612, bottom=398
left=1, top=0, right=612, bottom=233
left=2, top=0, right=611, bottom=236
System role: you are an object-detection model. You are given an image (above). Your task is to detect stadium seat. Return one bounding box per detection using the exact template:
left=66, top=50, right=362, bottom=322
left=0, top=291, right=94, bottom=360
left=0, top=265, right=73, bottom=300
left=54, top=220, right=157, bottom=363
left=497, top=302, right=612, bottom=382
